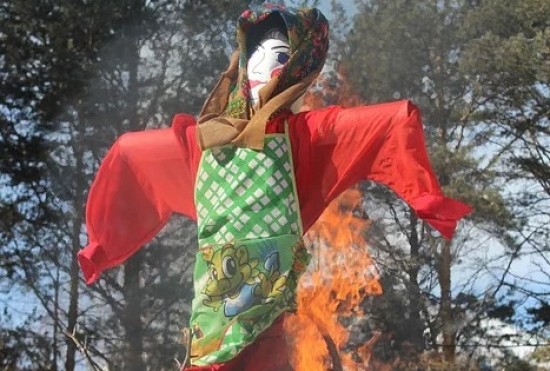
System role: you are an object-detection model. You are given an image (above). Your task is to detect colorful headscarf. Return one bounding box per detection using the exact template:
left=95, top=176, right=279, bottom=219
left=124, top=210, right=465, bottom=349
left=197, top=2, right=329, bottom=150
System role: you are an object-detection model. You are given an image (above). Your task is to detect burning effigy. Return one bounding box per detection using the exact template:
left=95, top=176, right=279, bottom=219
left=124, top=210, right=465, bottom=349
left=77, top=2, right=471, bottom=370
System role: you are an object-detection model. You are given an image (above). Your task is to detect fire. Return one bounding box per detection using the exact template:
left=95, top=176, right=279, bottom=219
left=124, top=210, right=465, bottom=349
left=284, top=66, right=382, bottom=370
left=300, top=65, right=362, bottom=110
left=284, top=189, right=382, bottom=370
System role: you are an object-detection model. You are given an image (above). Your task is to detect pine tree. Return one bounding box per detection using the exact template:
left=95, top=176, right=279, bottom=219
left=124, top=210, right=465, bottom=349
left=460, top=0, right=550, bottom=338
left=2, top=1, right=252, bottom=369
left=338, top=0, right=516, bottom=365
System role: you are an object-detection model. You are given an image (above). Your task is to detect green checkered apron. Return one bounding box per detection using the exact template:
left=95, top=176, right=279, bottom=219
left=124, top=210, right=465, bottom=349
left=190, top=127, right=310, bottom=366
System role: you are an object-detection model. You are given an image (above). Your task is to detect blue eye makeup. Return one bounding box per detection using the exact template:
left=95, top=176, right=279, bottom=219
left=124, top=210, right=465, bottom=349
left=277, top=53, right=290, bottom=64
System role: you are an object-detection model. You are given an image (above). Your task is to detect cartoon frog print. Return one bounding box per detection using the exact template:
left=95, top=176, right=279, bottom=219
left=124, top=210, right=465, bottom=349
left=202, top=243, right=287, bottom=317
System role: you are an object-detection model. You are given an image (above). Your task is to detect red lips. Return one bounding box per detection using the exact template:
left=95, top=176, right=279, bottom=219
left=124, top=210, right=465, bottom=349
left=271, top=66, right=284, bottom=78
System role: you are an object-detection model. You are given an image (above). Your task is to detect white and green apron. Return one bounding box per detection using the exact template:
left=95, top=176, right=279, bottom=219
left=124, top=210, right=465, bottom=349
left=190, top=127, right=310, bottom=366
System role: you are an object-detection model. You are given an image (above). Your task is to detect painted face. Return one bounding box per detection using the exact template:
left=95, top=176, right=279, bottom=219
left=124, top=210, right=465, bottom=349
left=247, top=38, right=291, bottom=104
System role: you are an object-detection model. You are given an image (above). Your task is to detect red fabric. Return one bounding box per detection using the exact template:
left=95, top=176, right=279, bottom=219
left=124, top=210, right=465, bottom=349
left=79, top=114, right=200, bottom=284
left=78, top=100, right=472, bottom=283
left=184, top=315, right=292, bottom=371
left=290, top=100, right=472, bottom=236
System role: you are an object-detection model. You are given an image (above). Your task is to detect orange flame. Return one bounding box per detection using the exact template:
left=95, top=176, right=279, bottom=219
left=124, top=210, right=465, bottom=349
left=285, top=189, right=382, bottom=370
left=284, top=66, right=383, bottom=370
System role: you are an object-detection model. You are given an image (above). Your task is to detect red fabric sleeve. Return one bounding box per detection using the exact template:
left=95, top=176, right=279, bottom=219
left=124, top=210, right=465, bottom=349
left=78, top=114, right=199, bottom=284
left=289, top=100, right=472, bottom=239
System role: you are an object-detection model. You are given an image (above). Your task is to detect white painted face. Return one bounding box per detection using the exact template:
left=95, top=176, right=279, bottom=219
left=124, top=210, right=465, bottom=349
left=247, top=38, right=291, bottom=104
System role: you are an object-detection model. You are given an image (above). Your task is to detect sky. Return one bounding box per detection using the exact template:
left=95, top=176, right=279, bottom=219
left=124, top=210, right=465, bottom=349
left=318, top=0, right=357, bottom=16
left=3, top=1, right=547, bottom=368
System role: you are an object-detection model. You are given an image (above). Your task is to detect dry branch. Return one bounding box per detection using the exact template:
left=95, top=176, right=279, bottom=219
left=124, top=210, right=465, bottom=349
left=64, top=328, right=104, bottom=371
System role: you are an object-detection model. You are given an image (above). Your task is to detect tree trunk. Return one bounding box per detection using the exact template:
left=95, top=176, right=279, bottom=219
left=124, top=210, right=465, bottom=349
left=407, top=211, right=425, bottom=352
left=439, top=240, right=455, bottom=364
left=123, top=253, right=145, bottom=371
left=53, top=265, right=60, bottom=371
left=122, top=27, right=146, bottom=370
left=65, top=148, right=85, bottom=371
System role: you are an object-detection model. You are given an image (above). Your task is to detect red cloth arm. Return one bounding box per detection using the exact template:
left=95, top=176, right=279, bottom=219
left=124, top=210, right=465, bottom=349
left=289, top=100, right=472, bottom=239
left=78, top=114, right=199, bottom=284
